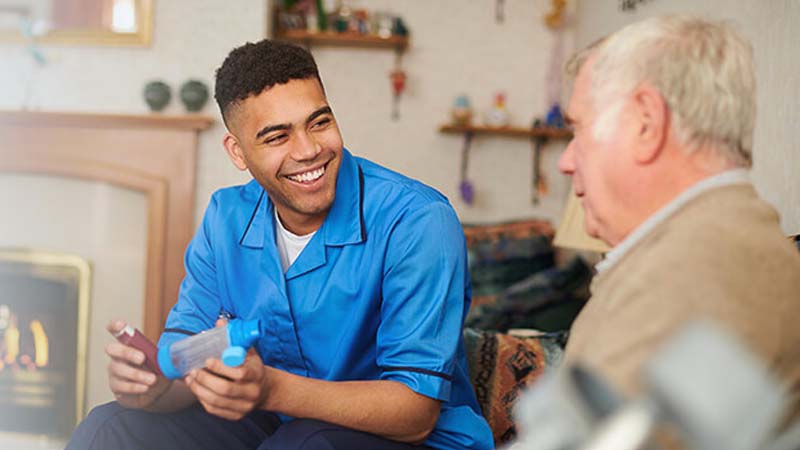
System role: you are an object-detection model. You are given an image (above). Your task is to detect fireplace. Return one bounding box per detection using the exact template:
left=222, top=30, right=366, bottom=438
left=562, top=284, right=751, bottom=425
left=0, top=110, right=212, bottom=445
left=0, top=250, right=90, bottom=439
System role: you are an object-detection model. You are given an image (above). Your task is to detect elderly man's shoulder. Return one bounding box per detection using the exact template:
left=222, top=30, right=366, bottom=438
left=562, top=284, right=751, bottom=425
left=597, top=183, right=799, bottom=309
left=663, top=184, right=800, bottom=269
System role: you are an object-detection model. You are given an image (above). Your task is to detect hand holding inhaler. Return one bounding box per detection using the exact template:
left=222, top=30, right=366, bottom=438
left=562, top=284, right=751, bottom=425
left=112, top=324, right=162, bottom=375
left=106, top=320, right=170, bottom=410
left=111, top=319, right=262, bottom=379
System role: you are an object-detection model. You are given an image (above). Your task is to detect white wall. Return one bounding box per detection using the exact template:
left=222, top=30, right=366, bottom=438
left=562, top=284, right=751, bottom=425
left=574, top=0, right=800, bottom=235
left=0, top=0, right=576, bottom=228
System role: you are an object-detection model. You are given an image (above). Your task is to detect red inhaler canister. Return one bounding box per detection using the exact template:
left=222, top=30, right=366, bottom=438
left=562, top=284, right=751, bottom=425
left=113, top=325, right=163, bottom=376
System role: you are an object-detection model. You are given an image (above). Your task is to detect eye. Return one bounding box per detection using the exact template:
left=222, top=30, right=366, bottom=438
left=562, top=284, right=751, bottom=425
left=311, top=117, right=332, bottom=129
left=264, top=132, right=289, bottom=145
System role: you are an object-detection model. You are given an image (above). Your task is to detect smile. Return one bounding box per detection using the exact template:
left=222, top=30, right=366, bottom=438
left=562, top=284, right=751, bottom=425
left=286, top=165, right=326, bottom=184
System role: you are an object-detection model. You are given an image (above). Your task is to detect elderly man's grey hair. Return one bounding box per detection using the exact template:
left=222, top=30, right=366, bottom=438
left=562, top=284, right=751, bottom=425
left=568, top=15, right=756, bottom=167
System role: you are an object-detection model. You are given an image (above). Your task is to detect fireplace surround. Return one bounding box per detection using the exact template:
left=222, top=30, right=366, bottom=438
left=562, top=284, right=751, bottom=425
left=0, top=111, right=212, bottom=439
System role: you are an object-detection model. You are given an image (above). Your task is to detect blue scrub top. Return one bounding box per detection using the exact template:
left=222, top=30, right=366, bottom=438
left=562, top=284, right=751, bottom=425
left=159, top=149, right=493, bottom=450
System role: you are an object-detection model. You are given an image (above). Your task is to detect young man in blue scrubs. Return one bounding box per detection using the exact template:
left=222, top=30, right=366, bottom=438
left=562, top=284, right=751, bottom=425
left=67, top=40, right=493, bottom=450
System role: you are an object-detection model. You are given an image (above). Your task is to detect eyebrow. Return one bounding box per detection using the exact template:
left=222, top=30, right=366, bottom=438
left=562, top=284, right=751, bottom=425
left=254, top=106, right=333, bottom=140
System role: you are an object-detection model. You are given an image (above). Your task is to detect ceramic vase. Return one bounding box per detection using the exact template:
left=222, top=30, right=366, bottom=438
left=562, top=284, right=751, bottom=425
left=143, top=81, right=171, bottom=112
left=179, top=80, right=209, bottom=112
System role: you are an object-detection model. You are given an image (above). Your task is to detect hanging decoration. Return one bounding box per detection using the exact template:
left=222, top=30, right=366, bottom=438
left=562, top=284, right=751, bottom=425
left=530, top=119, right=548, bottom=205
left=619, top=0, right=652, bottom=12
left=530, top=0, right=569, bottom=204
left=389, top=68, right=407, bottom=120
left=459, top=132, right=475, bottom=205
left=495, top=0, right=505, bottom=24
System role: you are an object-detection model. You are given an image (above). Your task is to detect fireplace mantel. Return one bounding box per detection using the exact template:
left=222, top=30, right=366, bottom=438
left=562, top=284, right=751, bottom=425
left=0, top=110, right=214, bottom=131
left=0, top=110, right=214, bottom=340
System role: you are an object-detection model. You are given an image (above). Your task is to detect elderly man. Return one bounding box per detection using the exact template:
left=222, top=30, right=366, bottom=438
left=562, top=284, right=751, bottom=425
left=559, top=14, right=800, bottom=422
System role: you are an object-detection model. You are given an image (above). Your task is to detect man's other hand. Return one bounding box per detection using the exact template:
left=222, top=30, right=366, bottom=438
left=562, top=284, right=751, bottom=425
left=185, top=349, right=268, bottom=420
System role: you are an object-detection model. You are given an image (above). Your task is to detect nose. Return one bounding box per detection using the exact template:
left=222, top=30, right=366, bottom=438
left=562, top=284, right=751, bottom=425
left=558, top=139, right=576, bottom=175
left=291, top=131, right=322, bottom=161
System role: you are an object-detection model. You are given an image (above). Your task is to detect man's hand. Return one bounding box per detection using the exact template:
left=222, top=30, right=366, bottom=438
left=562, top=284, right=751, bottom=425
left=185, top=349, right=268, bottom=420
left=106, top=320, right=172, bottom=410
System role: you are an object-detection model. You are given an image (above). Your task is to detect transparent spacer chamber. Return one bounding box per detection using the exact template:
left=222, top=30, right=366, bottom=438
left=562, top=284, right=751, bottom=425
left=157, top=319, right=262, bottom=379
left=167, top=326, right=230, bottom=377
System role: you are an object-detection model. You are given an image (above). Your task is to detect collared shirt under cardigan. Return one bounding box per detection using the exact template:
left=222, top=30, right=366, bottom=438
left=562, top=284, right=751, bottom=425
left=158, top=149, right=493, bottom=450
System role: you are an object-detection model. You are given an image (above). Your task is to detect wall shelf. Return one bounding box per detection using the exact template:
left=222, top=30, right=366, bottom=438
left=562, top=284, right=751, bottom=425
left=439, top=124, right=572, bottom=140
left=439, top=123, right=571, bottom=206
left=275, top=29, right=409, bottom=51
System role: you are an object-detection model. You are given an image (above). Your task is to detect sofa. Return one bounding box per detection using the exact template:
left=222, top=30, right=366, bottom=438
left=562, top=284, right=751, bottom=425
left=462, top=226, right=800, bottom=447
left=461, top=219, right=594, bottom=446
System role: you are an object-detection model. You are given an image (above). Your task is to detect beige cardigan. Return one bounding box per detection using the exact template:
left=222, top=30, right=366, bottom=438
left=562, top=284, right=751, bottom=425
left=564, top=184, right=800, bottom=421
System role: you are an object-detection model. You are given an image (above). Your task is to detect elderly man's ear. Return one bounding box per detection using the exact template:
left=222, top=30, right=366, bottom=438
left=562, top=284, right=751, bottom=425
left=632, top=83, right=669, bottom=164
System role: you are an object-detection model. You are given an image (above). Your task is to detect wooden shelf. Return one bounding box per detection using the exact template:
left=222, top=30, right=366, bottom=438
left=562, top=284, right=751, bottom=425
left=0, top=110, right=214, bottom=131
left=439, top=124, right=572, bottom=139
left=275, top=29, right=409, bottom=50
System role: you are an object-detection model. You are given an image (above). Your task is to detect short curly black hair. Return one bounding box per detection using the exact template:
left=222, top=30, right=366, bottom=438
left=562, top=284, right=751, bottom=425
left=214, top=39, right=322, bottom=127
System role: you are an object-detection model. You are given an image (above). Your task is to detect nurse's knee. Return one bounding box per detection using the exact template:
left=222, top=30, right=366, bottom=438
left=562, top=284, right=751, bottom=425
left=78, top=401, right=128, bottom=430
left=66, top=401, right=124, bottom=449
left=259, top=419, right=337, bottom=450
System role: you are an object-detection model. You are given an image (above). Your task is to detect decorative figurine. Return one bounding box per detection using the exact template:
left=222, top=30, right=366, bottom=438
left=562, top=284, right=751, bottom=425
left=179, top=79, right=210, bottom=112
left=375, top=12, right=394, bottom=38
left=545, top=103, right=565, bottom=128
left=484, top=92, right=510, bottom=128
left=390, top=69, right=407, bottom=120
left=143, top=81, right=171, bottom=112
left=392, top=17, right=409, bottom=36
left=451, top=95, right=473, bottom=126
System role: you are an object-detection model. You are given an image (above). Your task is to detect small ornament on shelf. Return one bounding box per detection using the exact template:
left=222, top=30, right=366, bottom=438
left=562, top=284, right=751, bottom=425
left=451, top=95, right=473, bottom=126
left=484, top=92, right=511, bottom=128
left=374, top=12, right=394, bottom=38
left=545, top=103, right=566, bottom=128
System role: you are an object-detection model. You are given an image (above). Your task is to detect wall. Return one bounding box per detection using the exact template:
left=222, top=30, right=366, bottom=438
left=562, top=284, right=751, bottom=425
left=0, top=0, right=576, bottom=228
left=574, top=0, right=800, bottom=235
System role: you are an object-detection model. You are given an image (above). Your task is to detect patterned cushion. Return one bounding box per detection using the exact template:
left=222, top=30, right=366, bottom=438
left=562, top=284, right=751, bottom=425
left=463, top=328, right=564, bottom=445
left=463, top=220, right=556, bottom=299
left=466, top=256, right=592, bottom=332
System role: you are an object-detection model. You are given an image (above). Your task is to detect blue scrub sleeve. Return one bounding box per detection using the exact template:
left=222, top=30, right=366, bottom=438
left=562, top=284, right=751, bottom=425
left=158, top=194, right=222, bottom=348
left=377, top=201, right=470, bottom=402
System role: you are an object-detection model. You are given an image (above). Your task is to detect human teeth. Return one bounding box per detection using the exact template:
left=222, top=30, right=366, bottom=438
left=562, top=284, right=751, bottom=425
left=288, top=166, right=325, bottom=183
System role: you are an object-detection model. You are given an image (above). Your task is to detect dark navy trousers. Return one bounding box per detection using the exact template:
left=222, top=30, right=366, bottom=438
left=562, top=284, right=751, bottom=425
left=66, top=401, right=433, bottom=450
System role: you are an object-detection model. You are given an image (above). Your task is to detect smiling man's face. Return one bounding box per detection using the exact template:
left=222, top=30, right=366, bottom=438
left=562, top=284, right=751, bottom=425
left=223, top=77, right=344, bottom=235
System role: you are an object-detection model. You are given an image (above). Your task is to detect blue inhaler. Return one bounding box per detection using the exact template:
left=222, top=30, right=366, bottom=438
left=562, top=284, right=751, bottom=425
left=157, top=319, right=262, bottom=379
